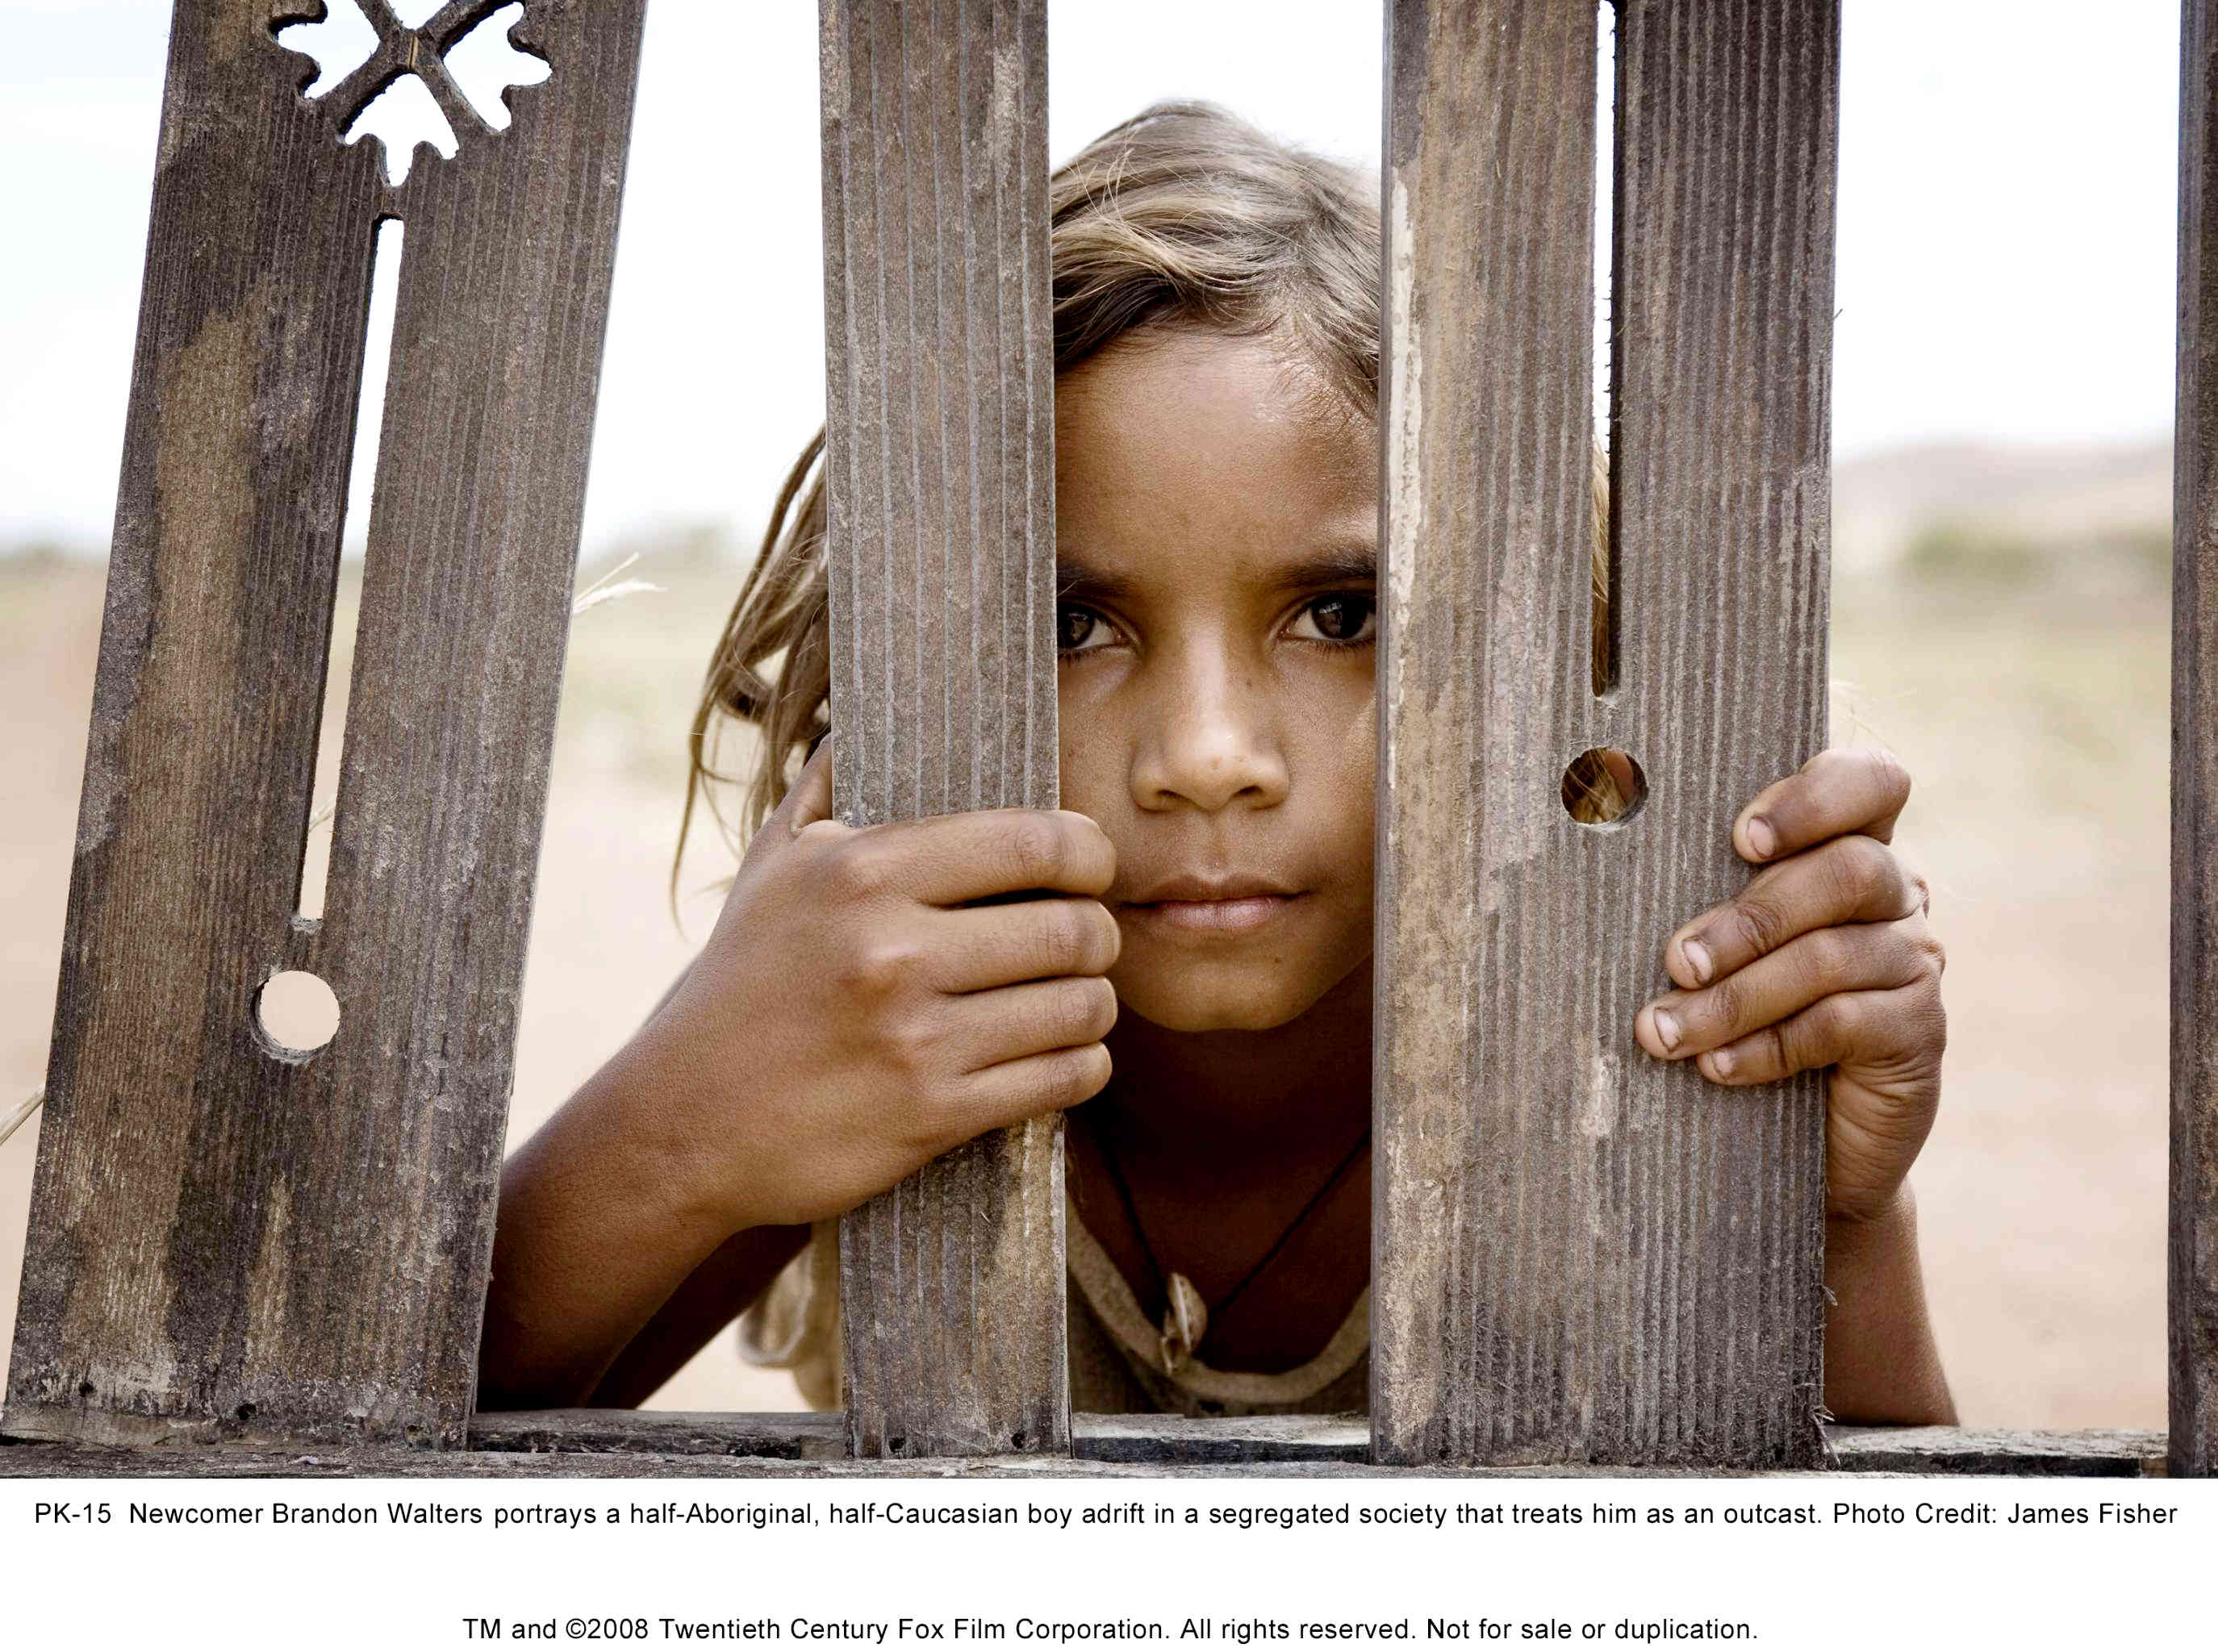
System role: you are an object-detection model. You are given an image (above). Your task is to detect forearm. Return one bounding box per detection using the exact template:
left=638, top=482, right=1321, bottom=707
left=587, top=1223, right=812, bottom=1407
left=477, top=1037, right=743, bottom=1410
left=1822, top=1181, right=1957, bottom=1425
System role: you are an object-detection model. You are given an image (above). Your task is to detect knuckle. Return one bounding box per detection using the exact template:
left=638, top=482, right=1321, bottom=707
left=1830, top=833, right=1893, bottom=902
left=1047, top=1043, right=1113, bottom=1106
left=1732, top=895, right=1791, bottom=959
left=1087, top=903, right=1124, bottom=972
left=832, top=841, right=896, bottom=899
left=1051, top=976, right=1113, bottom=1041
left=1799, top=927, right=1852, bottom=994
left=1759, top=1022, right=1791, bottom=1077
left=1704, top=974, right=1744, bottom=1034
left=883, top=1012, right=940, bottom=1082
left=1000, top=812, right=1067, bottom=888
left=1865, top=744, right=1914, bottom=800
left=1080, top=976, right=1118, bottom=1039
left=1811, top=992, right=1863, bottom=1050
left=1032, top=901, right=1085, bottom=968
left=842, top=936, right=917, bottom=1000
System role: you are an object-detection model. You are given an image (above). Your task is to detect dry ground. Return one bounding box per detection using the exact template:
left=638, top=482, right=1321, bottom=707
left=0, top=536, right=2174, bottom=1427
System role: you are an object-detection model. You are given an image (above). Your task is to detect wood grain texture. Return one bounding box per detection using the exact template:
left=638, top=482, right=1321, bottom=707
left=0, top=1425, right=2167, bottom=1479
left=466, top=1411, right=1368, bottom=1465
left=820, top=0, right=1064, bottom=1458
left=1376, top=0, right=1837, bottom=1466
left=471, top=1409, right=850, bottom=1461
left=1827, top=1427, right=2169, bottom=1480
left=2176, top=0, right=2218, bottom=1483
left=4, top=0, right=645, bottom=1450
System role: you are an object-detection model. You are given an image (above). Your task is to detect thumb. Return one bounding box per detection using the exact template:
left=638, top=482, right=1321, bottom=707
left=775, top=732, right=837, bottom=837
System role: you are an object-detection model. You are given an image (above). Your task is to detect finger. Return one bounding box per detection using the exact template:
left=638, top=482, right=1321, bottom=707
left=1731, top=746, right=1911, bottom=864
left=1663, top=833, right=1924, bottom=989
left=944, top=974, right=1120, bottom=1073
left=771, top=732, right=837, bottom=838
left=924, top=897, right=1122, bottom=993
left=1637, top=915, right=1937, bottom=1061
left=1681, top=987, right=1928, bottom=1087
left=835, top=807, right=1117, bottom=907
left=949, top=1041, right=1113, bottom=1137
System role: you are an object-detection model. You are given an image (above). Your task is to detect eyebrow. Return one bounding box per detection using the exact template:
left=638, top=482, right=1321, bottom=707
left=1054, top=544, right=1378, bottom=605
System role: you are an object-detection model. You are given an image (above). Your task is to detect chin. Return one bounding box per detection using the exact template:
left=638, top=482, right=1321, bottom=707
left=1110, top=964, right=1327, bottom=1033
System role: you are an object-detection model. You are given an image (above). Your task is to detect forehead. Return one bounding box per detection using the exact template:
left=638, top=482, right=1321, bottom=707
left=1053, top=330, right=1376, bottom=580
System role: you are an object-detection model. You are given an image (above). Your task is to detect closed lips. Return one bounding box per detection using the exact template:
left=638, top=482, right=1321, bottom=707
left=1119, top=876, right=1302, bottom=935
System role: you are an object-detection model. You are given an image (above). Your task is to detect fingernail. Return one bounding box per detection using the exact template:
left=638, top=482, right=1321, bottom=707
left=1651, top=1007, right=1681, bottom=1054
left=1707, top=1047, right=1736, bottom=1079
left=1681, top=937, right=1713, bottom=985
left=1744, top=816, right=1777, bottom=859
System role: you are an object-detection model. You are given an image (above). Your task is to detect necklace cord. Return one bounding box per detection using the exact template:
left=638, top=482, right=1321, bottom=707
left=1090, top=1118, right=1372, bottom=1328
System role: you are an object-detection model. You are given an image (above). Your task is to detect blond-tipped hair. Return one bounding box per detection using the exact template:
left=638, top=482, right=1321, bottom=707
left=678, top=102, right=1614, bottom=897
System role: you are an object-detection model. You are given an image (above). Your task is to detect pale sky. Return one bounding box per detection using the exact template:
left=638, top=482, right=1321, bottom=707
left=0, top=0, right=2183, bottom=553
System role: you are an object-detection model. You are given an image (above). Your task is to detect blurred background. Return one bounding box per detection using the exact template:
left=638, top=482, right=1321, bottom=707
left=0, top=1, right=2181, bottom=1422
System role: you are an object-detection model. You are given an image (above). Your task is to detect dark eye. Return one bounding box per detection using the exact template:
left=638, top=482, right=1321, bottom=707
left=1289, top=593, right=1376, bottom=645
left=1057, top=603, right=1113, bottom=653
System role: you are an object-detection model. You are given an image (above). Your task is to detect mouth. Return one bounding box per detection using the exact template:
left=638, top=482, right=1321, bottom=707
left=1117, top=876, right=1305, bottom=937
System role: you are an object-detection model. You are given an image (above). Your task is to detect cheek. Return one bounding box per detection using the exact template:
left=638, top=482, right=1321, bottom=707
left=1315, top=682, right=1378, bottom=865
left=1054, top=690, right=1122, bottom=822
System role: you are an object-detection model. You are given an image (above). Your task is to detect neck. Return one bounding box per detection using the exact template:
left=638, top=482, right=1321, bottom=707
left=1092, top=958, right=1373, bottom=1174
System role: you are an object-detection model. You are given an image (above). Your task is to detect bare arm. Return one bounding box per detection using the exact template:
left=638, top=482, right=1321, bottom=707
left=477, top=1027, right=766, bottom=1410
left=1822, top=1183, right=1957, bottom=1425
left=474, top=739, right=1120, bottom=1410
left=585, top=1222, right=812, bottom=1407
left=479, top=963, right=808, bottom=1412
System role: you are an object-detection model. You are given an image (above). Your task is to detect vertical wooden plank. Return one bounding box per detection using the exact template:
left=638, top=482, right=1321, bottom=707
left=2174, top=0, right=2218, bottom=1482
left=1376, top=0, right=1836, bottom=1466
left=821, top=0, right=1065, bottom=1458
left=5, top=0, right=646, bottom=1449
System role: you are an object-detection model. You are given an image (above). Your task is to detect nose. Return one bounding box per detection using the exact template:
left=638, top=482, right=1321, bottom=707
left=1129, top=643, right=1290, bottom=813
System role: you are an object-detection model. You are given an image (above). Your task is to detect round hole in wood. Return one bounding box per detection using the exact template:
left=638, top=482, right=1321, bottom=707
left=257, top=970, right=340, bottom=1054
left=1561, top=747, right=1648, bottom=828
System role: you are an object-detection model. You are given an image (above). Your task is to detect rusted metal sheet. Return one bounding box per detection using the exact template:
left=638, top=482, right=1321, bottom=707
left=1376, top=0, right=1837, bottom=1466
left=2174, top=0, right=2218, bottom=1483
left=819, top=0, right=1067, bottom=1458
left=4, top=0, right=646, bottom=1449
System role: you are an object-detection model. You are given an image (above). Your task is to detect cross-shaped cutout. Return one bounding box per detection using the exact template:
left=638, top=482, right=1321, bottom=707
left=274, top=1, right=551, bottom=186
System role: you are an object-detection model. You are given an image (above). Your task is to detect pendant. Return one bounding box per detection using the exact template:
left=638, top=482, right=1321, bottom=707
left=1158, top=1271, right=1209, bottom=1373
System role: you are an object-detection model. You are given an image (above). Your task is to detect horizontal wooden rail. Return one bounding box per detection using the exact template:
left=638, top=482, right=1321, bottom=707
left=0, top=1421, right=2170, bottom=1479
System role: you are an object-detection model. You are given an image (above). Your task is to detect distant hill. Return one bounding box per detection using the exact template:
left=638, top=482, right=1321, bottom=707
left=1832, top=437, right=2171, bottom=580
left=1, top=437, right=2180, bottom=587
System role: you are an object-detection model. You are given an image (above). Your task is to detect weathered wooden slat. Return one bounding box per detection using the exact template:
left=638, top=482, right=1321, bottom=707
left=2176, top=0, right=2218, bottom=1484
left=4, top=0, right=646, bottom=1450
left=1827, top=1427, right=2169, bottom=1480
left=1376, top=0, right=1838, bottom=1466
left=466, top=1411, right=1369, bottom=1465
left=820, top=0, right=1063, bottom=1458
left=470, top=1409, right=850, bottom=1461
left=0, top=1425, right=2171, bottom=1479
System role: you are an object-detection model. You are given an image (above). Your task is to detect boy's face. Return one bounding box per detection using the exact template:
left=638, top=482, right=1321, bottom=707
left=1054, top=327, right=1377, bottom=1033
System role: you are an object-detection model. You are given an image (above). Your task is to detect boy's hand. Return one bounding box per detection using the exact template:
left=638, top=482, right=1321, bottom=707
left=641, top=737, right=1122, bottom=1232
left=1631, top=747, right=1946, bottom=1225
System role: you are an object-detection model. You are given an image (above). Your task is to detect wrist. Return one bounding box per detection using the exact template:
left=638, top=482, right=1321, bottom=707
left=1827, top=1179, right=1915, bottom=1262
left=578, top=1027, right=754, bottom=1246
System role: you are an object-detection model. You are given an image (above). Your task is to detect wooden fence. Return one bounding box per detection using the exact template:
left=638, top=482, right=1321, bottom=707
left=0, top=0, right=2203, bottom=1477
